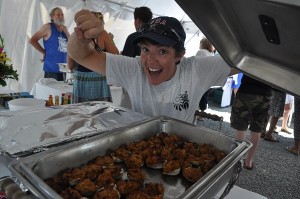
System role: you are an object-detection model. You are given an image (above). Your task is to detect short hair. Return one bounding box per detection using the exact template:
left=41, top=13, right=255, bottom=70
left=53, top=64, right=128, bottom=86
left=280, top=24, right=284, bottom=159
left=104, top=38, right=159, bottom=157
left=50, top=7, right=62, bottom=22
left=134, top=7, right=153, bottom=23
left=200, top=37, right=214, bottom=52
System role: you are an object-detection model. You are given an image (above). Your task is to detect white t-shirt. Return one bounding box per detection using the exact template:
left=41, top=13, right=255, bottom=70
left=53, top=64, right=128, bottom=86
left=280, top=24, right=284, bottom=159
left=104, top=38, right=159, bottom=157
left=106, top=54, right=230, bottom=123
left=196, top=49, right=213, bottom=58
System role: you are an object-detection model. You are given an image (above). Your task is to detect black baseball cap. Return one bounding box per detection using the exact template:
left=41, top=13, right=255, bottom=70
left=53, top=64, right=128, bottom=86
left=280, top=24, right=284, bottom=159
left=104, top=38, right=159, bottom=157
left=133, top=16, right=186, bottom=47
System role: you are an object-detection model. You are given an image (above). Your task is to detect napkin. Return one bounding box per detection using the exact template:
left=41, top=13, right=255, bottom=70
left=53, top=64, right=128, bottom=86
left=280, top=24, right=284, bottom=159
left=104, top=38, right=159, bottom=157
left=38, top=78, right=57, bottom=85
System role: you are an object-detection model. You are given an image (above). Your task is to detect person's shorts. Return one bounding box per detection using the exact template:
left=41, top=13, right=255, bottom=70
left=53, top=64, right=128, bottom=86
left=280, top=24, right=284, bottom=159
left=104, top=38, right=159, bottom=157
left=268, top=90, right=285, bottom=117
left=230, top=93, right=271, bottom=133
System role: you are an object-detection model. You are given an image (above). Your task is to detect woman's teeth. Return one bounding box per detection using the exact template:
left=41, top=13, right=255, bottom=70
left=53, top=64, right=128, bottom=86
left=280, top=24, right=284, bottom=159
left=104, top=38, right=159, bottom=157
left=148, top=67, right=162, bottom=75
left=149, top=68, right=160, bottom=72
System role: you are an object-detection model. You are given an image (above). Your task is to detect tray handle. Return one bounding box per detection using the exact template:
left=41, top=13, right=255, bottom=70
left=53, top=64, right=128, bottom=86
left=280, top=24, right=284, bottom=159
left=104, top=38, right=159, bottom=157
left=19, top=162, right=62, bottom=199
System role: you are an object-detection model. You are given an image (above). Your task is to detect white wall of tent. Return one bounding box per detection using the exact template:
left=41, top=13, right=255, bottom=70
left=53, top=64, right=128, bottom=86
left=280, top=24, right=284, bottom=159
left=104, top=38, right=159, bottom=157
left=0, top=0, right=204, bottom=92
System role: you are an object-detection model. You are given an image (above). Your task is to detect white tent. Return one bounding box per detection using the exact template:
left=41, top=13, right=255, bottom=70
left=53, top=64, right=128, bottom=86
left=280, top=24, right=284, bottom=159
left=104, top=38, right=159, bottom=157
left=0, top=0, right=203, bottom=92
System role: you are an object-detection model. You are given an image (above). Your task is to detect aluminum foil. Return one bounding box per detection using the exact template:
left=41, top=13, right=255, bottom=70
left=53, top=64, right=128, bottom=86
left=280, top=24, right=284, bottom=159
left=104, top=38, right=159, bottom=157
left=0, top=101, right=149, bottom=156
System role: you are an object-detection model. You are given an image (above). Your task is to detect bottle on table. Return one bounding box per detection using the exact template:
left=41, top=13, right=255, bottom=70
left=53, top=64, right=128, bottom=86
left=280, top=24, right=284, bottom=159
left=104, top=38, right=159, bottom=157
left=61, top=93, right=65, bottom=105
left=67, top=94, right=72, bottom=104
left=47, top=95, right=54, bottom=106
left=54, top=95, right=60, bottom=106
left=63, top=94, right=68, bottom=105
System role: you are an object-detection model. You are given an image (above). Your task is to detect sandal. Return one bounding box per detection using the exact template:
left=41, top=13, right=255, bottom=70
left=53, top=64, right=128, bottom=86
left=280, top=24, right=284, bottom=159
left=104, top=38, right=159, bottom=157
left=286, top=147, right=299, bottom=156
left=281, top=128, right=292, bottom=134
left=264, top=135, right=279, bottom=142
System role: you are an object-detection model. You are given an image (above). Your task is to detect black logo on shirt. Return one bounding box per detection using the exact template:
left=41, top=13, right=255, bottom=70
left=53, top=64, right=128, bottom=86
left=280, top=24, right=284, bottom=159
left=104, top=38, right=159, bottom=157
left=173, top=91, right=189, bottom=111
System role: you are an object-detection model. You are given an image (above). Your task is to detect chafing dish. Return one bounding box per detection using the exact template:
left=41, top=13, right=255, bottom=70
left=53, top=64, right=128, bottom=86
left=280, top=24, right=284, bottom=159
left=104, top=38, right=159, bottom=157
left=9, top=116, right=251, bottom=199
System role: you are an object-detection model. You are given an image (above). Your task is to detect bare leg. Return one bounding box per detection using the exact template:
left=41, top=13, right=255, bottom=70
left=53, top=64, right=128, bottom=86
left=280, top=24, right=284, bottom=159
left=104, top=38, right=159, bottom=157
left=295, top=139, right=300, bottom=151
left=265, top=116, right=279, bottom=138
left=244, top=131, right=261, bottom=168
left=287, top=139, right=300, bottom=156
left=236, top=130, right=246, bottom=141
left=236, top=130, right=257, bottom=168
left=233, top=88, right=238, bottom=96
left=261, top=116, right=269, bottom=138
left=281, top=103, right=292, bottom=132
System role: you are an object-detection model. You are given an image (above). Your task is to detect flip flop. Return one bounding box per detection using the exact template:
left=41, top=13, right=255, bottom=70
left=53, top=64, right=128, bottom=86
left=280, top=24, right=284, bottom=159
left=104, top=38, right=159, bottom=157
left=264, top=135, right=279, bottom=142
left=281, top=128, right=292, bottom=134
left=286, top=147, right=299, bottom=156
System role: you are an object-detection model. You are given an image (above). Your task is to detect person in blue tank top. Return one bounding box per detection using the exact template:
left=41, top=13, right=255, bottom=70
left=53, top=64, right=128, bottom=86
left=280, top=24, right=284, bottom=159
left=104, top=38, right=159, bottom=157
left=29, top=7, right=70, bottom=81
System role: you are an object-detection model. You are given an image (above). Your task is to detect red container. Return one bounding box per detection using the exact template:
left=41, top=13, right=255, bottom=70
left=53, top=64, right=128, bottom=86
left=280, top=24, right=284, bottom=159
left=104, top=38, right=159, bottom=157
left=0, top=192, right=7, bottom=199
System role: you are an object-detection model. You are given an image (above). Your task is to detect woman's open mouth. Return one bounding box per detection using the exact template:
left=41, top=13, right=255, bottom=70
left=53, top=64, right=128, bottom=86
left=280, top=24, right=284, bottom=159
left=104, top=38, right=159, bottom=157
left=148, top=67, right=162, bottom=76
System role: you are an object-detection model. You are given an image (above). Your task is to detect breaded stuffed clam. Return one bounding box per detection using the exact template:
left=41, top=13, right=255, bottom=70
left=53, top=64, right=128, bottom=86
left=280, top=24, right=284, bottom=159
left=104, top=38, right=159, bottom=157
left=127, top=168, right=146, bottom=182
left=62, top=168, right=85, bottom=186
left=93, top=187, right=120, bottom=199
left=162, top=160, right=181, bottom=176
left=182, top=167, right=203, bottom=183
left=125, top=154, right=144, bottom=168
left=75, top=178, right=97, bottom=196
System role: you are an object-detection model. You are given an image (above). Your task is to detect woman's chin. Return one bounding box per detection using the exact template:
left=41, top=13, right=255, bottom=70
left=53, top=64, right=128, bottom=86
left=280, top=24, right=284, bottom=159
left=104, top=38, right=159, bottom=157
left=147, top=75, right=163, bottom=85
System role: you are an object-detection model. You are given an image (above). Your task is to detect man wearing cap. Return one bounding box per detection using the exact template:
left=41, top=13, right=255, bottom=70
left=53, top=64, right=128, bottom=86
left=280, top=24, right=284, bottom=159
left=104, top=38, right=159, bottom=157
left=119, top=6, right=153, bottom=109
left=68, top=10, right=236, bottom=123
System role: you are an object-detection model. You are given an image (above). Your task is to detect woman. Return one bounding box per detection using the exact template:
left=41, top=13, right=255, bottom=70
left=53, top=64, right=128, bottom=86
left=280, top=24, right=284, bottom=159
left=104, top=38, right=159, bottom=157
left=67, top=10, right=237, bottom=123
left=68, top=11, right=119, bottom=103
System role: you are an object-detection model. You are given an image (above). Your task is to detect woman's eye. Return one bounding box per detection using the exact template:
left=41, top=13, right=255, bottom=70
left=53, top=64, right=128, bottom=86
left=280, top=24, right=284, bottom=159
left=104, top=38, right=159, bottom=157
left=141, top=47, right=149, bottom=53
left=159, top=49, right=167, bottom=55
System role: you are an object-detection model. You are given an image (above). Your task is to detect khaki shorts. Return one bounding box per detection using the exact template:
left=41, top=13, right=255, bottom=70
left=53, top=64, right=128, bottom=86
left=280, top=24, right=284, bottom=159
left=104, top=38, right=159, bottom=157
left=230, top=93, right=271, bottom=133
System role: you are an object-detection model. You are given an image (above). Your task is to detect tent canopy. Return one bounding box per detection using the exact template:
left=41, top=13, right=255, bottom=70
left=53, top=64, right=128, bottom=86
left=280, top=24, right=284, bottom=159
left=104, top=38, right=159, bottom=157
left=0, top=0, right=203, bottom=92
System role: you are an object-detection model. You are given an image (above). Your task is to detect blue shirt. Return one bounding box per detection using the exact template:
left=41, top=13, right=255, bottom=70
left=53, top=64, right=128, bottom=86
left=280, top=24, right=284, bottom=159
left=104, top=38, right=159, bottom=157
left=43, top=23, right=67, bottom=72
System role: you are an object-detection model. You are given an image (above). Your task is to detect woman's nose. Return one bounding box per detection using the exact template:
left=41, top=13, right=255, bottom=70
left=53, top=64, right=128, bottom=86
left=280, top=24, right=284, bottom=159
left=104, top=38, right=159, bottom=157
left=147, top=52, right=158, bottom=64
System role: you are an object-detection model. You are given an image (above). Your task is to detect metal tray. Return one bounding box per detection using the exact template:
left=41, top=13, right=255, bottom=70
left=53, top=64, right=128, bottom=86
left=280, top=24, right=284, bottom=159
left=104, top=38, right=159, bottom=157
left=175, top=0, right=300, bottom=97
left=9, top=116, right=251, bottom=199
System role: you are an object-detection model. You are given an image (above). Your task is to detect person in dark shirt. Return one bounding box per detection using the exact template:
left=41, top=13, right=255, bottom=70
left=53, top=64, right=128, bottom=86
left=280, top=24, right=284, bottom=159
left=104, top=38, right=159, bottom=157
left=120, top=7, right=153, bottom=108
left=230, top=75, right=272, bottom=170
left=121, top=7, right=153, bottom=57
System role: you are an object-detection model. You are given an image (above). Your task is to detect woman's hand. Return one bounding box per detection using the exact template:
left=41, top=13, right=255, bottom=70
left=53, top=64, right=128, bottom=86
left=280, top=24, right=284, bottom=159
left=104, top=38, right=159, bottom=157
left=74, top=9, right=104, bottom=44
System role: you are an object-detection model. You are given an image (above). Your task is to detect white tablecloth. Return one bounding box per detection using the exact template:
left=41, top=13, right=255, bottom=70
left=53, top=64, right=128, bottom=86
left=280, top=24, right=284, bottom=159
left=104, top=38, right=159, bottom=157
left=0, top=88, right=15, bottom=94
left=30, top=82, right=123, bottom=106
left=31, top=81, right=73, bottom=105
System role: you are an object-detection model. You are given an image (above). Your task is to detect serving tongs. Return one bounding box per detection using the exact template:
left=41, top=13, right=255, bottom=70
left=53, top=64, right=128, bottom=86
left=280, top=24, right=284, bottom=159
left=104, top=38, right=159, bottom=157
left=193, top=110, right=223, bottom=131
